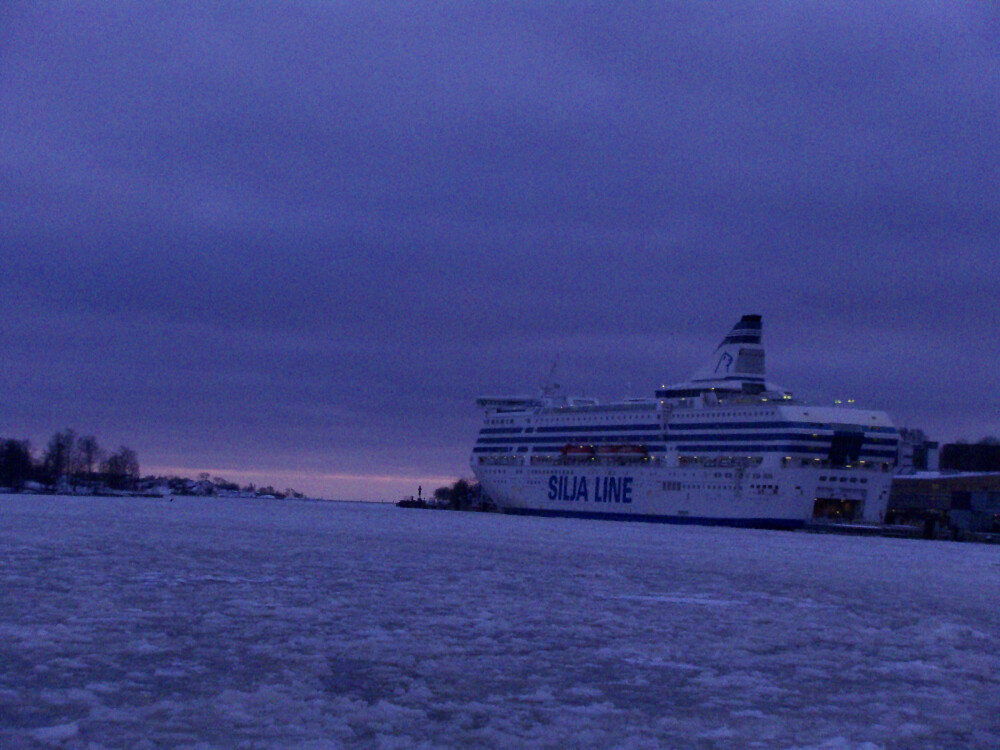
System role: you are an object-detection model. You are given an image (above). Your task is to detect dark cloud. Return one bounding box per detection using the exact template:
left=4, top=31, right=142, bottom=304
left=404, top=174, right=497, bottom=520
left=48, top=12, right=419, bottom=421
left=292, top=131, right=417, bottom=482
left=2, top=2, right=998, bottom=497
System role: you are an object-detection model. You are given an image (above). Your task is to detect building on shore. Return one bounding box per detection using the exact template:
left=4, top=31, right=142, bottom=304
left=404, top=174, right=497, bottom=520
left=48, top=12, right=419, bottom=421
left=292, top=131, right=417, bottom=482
left=896, top=428, right=940, bottom=473
left=889, top=472, right=1000, bottom=533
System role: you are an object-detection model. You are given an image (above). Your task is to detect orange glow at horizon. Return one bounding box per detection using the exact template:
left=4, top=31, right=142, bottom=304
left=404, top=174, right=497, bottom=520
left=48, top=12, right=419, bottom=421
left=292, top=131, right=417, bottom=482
left=143, top=464, right=461, bottom=502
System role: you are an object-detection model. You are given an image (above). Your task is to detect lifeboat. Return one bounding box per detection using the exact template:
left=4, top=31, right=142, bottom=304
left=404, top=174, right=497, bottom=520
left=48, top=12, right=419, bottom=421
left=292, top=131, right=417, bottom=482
left=595, top=444, right=648, bottom=457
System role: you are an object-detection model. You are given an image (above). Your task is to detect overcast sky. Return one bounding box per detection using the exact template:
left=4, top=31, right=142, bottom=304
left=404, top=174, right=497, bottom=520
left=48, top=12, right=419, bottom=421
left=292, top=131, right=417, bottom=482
left=2, top=1, right=998, bottom=499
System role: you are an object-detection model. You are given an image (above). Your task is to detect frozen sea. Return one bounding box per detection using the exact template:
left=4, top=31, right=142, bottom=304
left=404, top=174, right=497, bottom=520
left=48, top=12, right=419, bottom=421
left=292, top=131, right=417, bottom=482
left=1, top=496, right=998, bottom=749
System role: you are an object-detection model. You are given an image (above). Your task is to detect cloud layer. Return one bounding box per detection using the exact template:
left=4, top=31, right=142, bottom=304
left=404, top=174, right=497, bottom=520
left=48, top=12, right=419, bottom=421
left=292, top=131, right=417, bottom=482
left=2, top=2, right=998, bottom=497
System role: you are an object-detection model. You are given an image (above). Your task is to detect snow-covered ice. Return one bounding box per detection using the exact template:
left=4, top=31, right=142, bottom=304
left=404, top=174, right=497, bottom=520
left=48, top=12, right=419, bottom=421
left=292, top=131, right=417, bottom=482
left=1, top=495, right=998, bottom=749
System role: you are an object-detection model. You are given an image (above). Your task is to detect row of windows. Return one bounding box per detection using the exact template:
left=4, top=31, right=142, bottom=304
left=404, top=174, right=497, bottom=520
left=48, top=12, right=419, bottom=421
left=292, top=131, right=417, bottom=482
left=534, top=415, right=652, bottom=424
left=661, top=479, right=780, bottom=492
left=670, top=420, right=896, bottom=434
left=673, top=410, right=775, bottom=419
left=662, top=484, right=773, bottom=491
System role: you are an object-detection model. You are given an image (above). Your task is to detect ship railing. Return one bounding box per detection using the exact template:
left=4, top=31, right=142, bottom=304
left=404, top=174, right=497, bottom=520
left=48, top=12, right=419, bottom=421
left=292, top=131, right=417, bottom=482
left=528, top=455, right=666, bottom=467
left=477, top=455, right=527, bottom=466
left=782, top=457, right=893, bottom=471
left=678, top=455, right=764, bottom=468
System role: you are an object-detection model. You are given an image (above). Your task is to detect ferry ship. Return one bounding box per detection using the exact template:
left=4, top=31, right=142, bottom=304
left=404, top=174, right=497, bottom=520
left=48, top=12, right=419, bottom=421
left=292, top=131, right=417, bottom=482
left=470, top=315, right=898, bottom=529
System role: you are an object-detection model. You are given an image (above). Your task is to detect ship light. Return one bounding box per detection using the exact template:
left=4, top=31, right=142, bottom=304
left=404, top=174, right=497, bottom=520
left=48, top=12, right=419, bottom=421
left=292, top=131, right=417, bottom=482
left=834, top=399, right=842, bottom=404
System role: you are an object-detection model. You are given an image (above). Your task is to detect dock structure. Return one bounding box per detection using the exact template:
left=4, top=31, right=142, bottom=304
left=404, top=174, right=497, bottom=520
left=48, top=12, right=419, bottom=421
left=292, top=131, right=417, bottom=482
left=890, top=471, right=1000, bottom=534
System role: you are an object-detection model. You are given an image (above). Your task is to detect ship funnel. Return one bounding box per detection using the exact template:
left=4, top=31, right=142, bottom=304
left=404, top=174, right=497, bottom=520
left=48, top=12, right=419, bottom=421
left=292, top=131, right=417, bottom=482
left=687, top=314, right=766, bottom=389
left=657, top=314, right=786, bottom=399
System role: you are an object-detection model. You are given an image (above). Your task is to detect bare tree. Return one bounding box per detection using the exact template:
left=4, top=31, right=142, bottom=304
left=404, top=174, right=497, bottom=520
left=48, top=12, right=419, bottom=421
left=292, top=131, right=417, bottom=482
left=102, top=446, right=140, bottom=491
left=433, top=478, right=478, bottom=509
left=76, top=435, right=103, bottom=488
left=43, top=429, right=76, bottom=490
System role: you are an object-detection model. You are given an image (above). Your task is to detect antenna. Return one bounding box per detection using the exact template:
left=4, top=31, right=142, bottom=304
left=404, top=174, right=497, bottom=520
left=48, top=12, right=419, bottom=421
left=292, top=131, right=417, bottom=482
left=540, top=355, right=560, bottom=397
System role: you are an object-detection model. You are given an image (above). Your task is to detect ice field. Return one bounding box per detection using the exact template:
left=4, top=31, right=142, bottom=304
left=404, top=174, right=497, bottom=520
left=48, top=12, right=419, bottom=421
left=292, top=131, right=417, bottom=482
left=2, top=495, right=999, bottom=749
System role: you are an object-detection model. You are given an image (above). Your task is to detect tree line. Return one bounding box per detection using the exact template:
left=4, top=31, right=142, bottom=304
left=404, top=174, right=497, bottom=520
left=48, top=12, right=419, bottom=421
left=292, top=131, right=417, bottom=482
left=939, top=437, right=1000, bottom=472
left=0, top=429, right=139, bottom=492
left=398, top=478, right=489, bottom=511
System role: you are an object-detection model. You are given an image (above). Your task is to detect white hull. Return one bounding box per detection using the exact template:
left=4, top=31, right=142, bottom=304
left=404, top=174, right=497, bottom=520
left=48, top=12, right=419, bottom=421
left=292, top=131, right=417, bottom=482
left=475, top=461, right=892, bottom=529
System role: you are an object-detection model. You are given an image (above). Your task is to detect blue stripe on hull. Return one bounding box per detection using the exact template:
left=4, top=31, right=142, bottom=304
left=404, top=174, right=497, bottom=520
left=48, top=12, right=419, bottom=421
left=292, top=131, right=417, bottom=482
left=501, top=507, right=805, bottom=531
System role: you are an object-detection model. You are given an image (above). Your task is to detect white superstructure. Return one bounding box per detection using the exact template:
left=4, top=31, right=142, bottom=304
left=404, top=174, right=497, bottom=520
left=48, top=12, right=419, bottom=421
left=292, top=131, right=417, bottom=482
left=471, top=315, right=898, bottom=529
